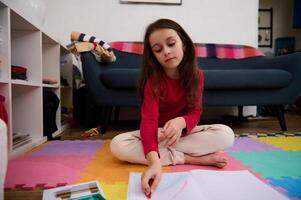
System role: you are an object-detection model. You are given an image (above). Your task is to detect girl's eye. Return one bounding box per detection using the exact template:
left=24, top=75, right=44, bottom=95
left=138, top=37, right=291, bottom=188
left=154, top=48, right=162, bottom=53
left=168, top=42, right=176, bottom=47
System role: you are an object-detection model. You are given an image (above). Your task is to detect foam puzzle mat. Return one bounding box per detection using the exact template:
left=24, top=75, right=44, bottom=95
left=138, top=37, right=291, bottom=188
left=5, top=135, right=301, bottom=200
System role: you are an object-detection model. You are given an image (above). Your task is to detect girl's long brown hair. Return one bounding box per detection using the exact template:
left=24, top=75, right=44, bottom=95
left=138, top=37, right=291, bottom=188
left=138, top=18, right=200, bottom=108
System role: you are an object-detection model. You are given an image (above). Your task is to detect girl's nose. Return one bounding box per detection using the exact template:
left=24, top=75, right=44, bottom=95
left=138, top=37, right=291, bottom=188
left=164, top=48, right=171, bottom=56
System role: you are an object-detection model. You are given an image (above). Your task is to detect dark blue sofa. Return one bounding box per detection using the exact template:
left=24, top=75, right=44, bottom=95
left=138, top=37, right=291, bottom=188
left=81, top=50, right=301, bottom=133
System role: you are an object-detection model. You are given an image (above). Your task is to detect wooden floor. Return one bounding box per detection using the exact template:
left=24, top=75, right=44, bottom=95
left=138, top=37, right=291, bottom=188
left=5, top=112, right=301, bottom=200
left=61, top=112, right=301, bottom=140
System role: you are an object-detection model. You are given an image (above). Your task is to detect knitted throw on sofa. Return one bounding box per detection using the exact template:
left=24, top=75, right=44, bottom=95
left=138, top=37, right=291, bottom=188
left=109, top=41, right=264, bottom=59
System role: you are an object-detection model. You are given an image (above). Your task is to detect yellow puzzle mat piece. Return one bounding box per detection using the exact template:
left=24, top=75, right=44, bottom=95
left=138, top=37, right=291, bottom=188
left=78, top=140, right=171, bottom=184
left=257, top=136, right=301, bottom=151
left=101, top=182, right=128, bottom=200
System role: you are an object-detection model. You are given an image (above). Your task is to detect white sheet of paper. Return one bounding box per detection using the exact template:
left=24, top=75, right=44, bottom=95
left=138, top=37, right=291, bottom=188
left=127, top=172, right=206, bottom=200
left=189, top=170, right=288, bottom=200
left=127, top=170, right=289, bottom=200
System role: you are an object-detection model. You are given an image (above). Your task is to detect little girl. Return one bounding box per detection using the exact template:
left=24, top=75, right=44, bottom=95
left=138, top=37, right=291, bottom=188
left=110, top=18, right=234, bottom=196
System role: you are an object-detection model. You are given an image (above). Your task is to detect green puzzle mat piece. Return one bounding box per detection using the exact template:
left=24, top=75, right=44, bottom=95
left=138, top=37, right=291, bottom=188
left=229, top=151, right=301, bottom=179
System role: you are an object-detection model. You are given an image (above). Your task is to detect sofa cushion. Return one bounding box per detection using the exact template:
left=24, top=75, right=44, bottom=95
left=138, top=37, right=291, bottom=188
left=101, top=69, right=292, bottom=90
left=204, top=69, right=292, bottom=89
left=101, top=69, right=139, bottom=89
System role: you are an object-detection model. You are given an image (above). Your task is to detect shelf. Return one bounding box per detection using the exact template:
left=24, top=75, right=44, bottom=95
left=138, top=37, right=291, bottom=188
left=11, top=30, right=42, bottom=83
left=0, top=78, right=9, bottom=83
left=10, top=9, right=38, bottom=31
left=0, top=5, right=10, bottom=81
left=42, top=34, right=60, bottom=86
left=12, top=86, right=43, bottom=144
left=43, top=88, right=61, bottom=140
left=43, top=83, right=59, bottom=88
left=11, top=79, right=40, bottom=87
left=0, top=2, right=73, bottom=158
left=42, top=32, right=58, bottom=45
left=9, top=136, right=47, bottom=159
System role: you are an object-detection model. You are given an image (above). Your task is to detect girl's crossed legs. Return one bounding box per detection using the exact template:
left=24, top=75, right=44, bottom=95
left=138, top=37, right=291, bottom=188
left=110, top=124, right=234, bottom=167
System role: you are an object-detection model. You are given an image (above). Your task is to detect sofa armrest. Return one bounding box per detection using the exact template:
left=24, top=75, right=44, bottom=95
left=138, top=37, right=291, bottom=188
left=81, top=52, right=108, bottom=106
left=80, top=52, right=139, bottom=106
left=252, top=52, right=301, bottom=73
left=254, top=52, right=301, bottom=90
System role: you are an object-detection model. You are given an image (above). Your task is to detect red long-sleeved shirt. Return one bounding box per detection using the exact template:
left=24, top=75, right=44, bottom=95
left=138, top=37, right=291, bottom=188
left=140, top=70, right=204, bottom=156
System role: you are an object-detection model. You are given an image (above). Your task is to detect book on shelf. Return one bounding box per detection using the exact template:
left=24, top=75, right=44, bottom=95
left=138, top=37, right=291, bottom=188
left=13, top=132, right=32, bottom=149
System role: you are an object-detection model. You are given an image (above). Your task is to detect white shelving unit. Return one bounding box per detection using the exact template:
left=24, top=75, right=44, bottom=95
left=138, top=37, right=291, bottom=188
left=60, top=53, right=73, bottom=133
left=0, top=2, right=72, bottom=159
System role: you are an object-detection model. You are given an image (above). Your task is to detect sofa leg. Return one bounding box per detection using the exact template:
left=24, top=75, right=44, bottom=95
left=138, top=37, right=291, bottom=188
left=101, top=106, right=113, bottom=134
left=238, top=106, right=243, bottom=118
left=275, top=105, right=287, bottom=131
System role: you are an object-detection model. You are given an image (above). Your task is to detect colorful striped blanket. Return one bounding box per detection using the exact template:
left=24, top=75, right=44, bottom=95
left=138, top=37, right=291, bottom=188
left=109, top=41, right=265, bottom=59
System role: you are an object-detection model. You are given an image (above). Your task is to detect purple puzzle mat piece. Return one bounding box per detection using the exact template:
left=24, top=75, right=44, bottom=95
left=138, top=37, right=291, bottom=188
left=31, top=140, right=104, bottom=156
left=226, top=137, right=282, bottom=152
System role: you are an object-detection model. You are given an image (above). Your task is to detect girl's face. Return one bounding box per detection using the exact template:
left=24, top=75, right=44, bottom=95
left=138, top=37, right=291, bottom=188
left=149, top=28, right=184, bottom=73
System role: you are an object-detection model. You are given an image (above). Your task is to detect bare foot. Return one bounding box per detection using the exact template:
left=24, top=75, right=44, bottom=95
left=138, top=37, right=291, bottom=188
left=184, top=152, right=227, bottom=168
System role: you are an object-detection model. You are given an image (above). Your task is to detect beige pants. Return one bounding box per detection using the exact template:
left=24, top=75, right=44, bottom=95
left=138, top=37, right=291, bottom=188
left=110, top=124, right=234, bottom=166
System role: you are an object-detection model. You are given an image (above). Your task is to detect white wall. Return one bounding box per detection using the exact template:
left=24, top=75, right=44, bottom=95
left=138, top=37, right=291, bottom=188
left=2, top=0, right=259, bottom=48
left=42, top=0, right=259, bottom=47
left=259, top=0, right=301, bottom=54
left=4, top=0, right=256, bottom=47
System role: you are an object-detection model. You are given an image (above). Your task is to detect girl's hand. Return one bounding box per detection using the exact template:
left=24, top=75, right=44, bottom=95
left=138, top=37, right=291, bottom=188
left=141, top=152, right=162, bottom=197
left=160, top=117, right=186, bottom=147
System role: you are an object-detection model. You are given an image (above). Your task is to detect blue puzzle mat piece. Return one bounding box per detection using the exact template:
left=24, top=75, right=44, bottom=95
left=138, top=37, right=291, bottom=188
left=268, top=177, right=301, bottom=199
